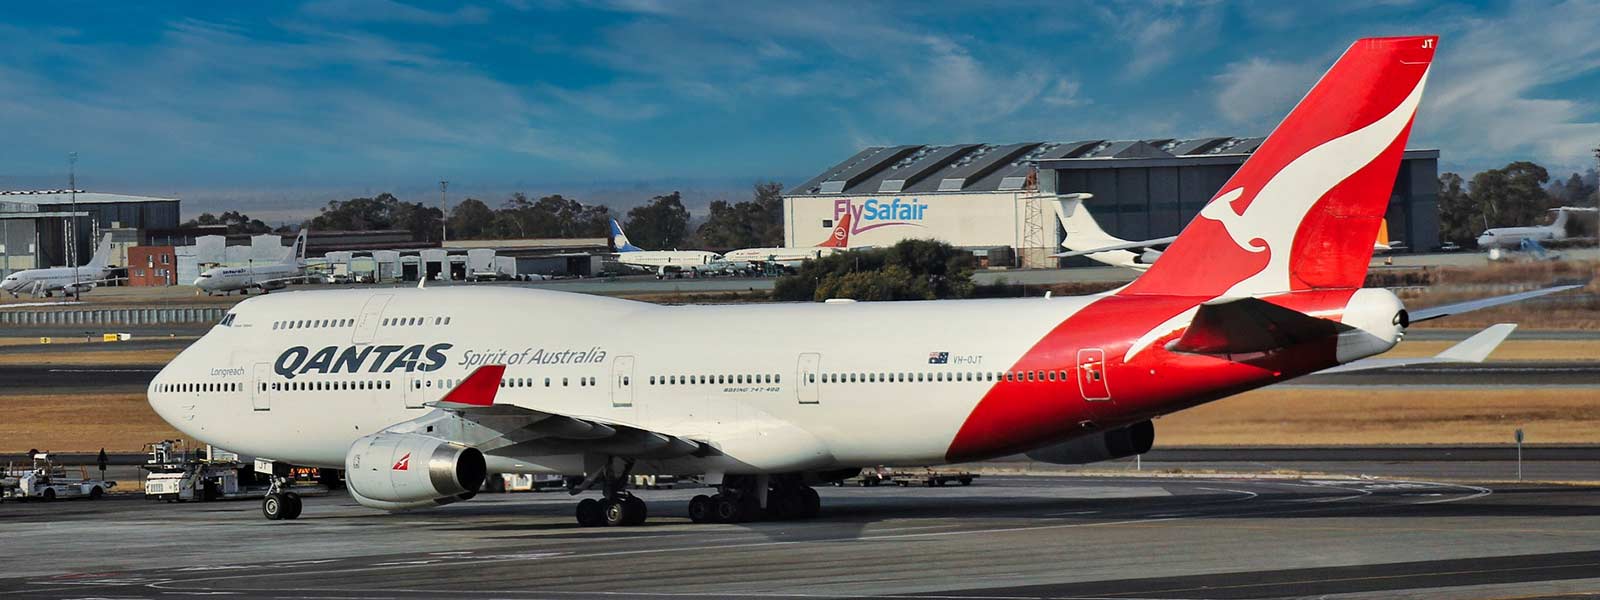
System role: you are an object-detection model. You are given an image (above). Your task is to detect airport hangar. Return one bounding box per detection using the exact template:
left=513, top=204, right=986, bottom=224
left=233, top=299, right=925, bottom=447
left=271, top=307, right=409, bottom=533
left=0, top=190, right=180, bottom=279
left=785, top=138, right=1441, bottom=268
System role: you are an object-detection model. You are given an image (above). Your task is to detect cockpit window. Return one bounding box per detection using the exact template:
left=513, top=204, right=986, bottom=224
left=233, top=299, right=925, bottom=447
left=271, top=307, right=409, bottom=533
left=219, top=313, right=237, bottom=326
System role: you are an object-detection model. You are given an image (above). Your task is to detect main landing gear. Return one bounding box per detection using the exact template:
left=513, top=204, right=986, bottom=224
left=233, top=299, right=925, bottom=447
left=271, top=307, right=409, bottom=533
left=261, top=475, right=303, bottom=521
left=574, top=458, right=647, bottom=527
left=687, top=475, right=820, bottom=524
left=569, top=467, right=823, bottom=527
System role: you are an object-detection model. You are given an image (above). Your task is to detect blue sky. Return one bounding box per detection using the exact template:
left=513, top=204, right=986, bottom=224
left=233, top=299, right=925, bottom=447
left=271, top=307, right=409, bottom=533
left=2, top=1, right=1597, bottom=220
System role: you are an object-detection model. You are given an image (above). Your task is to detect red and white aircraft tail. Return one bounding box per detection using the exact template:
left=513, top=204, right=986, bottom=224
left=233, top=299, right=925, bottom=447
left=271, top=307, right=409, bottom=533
left=816, top=212, right=852, bottom=248
left=1125, top=35, right=1435, bottom=298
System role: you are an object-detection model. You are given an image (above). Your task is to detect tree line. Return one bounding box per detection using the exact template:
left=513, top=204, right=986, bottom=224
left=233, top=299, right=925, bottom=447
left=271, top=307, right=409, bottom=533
left=1438, top=160, right=1598, bottom=245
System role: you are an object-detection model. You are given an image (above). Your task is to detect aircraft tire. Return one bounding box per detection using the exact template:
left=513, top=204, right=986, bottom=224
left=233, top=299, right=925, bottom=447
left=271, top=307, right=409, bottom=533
left=688, top=494, right=714, bottom=523
left=575, top=498, right=604, bottom=527
left=283, top=492, right=303, bottom=520
left=714, top=495, right=745, bottom=523
left=800, top=487, right=821, bottom=519
left=262, top=493, right=286, bottom=520
left=622, top=496, right=647, bottom=526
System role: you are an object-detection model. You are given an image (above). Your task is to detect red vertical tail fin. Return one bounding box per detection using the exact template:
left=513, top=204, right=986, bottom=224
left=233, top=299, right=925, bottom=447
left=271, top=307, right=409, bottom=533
left=1123, top=35, right=1437, bottom=298
left=817, top=212, right=852, bottom=248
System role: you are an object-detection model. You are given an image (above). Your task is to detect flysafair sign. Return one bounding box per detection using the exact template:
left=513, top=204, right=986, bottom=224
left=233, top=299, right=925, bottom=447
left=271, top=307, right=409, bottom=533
left=833, top=198, right=928, bottom=234
left=275, top=344, right=451, bottom=379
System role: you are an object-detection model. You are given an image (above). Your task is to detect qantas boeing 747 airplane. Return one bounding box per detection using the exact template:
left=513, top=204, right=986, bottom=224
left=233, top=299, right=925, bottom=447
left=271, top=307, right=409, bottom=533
left=148, top=36, right=1572, bottom=526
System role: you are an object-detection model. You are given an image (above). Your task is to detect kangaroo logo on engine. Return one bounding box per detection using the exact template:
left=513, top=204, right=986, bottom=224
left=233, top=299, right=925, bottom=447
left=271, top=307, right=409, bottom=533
left=274, top=343, right=452, bottom=380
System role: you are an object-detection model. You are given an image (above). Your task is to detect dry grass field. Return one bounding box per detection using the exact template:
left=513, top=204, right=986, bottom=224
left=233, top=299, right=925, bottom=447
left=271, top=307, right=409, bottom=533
left=0, top=346, right=183, bottom=366
left=1158, top=388, right=1600, bottom=446
left=1, top=393, right=182, bottom=453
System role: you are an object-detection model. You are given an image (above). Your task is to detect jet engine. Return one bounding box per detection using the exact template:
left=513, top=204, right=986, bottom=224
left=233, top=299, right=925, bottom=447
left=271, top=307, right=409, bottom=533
left=1025, top=421, right=1154, bottom=465
left=62, top=282, right=96, bottom=295
left=344, top=433, right=486, bottom=510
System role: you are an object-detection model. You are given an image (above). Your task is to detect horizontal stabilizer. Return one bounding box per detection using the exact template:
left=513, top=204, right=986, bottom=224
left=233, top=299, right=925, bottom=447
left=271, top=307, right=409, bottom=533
left=1318, top=323, right=1516, bottom=373
left=1052, top=236, right=1176, bottom=258
left=1169, top=297, right=1350, bottom=356
left=1408, top=284, right=1582, bottom=323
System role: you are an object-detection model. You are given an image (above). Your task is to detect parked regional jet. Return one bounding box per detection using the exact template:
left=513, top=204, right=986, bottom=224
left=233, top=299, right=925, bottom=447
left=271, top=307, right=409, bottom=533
left=1475, top=207, right=1597, bottom=249
left=149, top=36, right=1575, bottom=527
left=609, top=220, right=727, bottom=278
left=0, top=234, right=117, bottom=298
left=1052, top=194, right=1396, bottom=270
left=194, top=230, right=309, bottom=296
left=724, top=213, right=853, bottom=270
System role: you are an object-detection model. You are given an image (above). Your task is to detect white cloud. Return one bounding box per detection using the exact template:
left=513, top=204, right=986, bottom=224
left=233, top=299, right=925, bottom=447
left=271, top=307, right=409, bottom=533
left=1418, top=0, right=1600, bottom=173
left=1212, top=56, right=1321, bottom=125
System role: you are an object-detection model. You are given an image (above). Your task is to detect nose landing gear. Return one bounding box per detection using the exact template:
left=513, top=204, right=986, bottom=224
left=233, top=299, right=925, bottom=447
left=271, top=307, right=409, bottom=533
left=261, top=475, right=303, bottom=521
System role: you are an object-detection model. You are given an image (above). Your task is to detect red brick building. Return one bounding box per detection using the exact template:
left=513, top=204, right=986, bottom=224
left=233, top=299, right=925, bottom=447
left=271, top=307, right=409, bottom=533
left=128, top=246, right=178, bottom=286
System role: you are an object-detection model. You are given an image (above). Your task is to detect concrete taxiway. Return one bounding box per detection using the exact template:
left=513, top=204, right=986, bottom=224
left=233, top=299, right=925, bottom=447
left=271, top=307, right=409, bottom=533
left=3, top=475, right=1597, bottom=599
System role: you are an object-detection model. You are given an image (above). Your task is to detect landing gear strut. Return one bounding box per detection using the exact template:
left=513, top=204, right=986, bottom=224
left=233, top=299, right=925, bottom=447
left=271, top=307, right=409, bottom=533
left=261, top=475, right=302, bottom=521
left=688, top=475, right=820, bottom=524
left=573, top=457, right=647, bottom=527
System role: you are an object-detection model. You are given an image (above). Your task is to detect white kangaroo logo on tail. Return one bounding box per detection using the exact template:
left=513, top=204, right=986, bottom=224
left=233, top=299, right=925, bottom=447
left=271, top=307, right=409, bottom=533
left=1199, top=66, right=1431, bottom=297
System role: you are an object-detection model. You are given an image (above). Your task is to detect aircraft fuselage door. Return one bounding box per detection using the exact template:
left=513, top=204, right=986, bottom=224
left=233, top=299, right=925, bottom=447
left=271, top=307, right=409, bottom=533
left=403, top=373, right=428, bottom=409
left=352, top=294, right=393, bottom=344
left=797, top=352, right=821, bottom=404
left=611, top=355, right=635, bottom=408
left=252, top=362, right=272, bottom=411
left=1077, top=348, right=1111, bottom=401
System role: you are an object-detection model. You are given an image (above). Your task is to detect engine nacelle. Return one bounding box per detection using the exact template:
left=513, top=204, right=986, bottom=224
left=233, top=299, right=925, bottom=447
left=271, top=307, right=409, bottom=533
left=1025, top=421, right=1154, bottom=465
left=344, top=433, right=486, bottom=511
left=260, top=280, right=289, bottom=291
left=63, top=282, right=96, bottom=294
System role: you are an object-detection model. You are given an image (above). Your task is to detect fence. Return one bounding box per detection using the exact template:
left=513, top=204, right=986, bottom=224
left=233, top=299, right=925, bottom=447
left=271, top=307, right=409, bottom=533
left=0, top=306, right=226, bottom=326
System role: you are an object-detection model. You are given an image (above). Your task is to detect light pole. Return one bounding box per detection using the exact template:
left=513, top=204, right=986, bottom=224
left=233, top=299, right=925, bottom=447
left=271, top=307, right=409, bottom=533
left=439, top=180, right=449, bottom=244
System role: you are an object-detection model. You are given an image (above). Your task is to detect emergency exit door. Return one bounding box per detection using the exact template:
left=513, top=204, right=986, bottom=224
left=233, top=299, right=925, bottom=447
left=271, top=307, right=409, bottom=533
left=252, top=363, right=272, bottom=411
left=1077, top=348, right=1111, bottom=401
left=352, top=294, right=392, bottom=344
left=796, top=352, right=821, bottom=404
left=611, top=355, right=635, bottom=408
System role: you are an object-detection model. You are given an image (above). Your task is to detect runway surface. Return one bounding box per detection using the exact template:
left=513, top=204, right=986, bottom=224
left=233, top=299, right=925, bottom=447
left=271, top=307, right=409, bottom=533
left=3, top=475, right=1597, bottom=599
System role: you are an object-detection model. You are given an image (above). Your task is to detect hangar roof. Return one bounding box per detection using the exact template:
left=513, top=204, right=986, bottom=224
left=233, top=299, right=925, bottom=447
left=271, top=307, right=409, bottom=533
left=787, top=138, right=1437, bottom=196
left=0, top=190, right=178, bottom=205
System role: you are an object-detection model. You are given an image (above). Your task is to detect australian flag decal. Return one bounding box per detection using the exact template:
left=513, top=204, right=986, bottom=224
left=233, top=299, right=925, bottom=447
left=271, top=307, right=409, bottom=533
left=928, top=351, right=949, bottom=364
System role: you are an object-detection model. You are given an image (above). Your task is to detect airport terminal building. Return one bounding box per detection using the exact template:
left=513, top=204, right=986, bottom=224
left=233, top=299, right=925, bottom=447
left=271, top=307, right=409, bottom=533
left=786, top=139, right=1440, bottom=268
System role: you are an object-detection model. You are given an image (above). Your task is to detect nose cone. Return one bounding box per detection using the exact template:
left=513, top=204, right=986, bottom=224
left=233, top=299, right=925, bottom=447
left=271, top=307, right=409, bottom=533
left=1476, top=235, right=1493, bottom=247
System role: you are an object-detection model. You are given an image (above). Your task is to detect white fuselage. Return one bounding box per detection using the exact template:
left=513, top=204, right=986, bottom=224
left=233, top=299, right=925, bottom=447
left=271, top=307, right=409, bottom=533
left=724, top=247, right=842, bottom=269
left=148, top=287, right=1100, bottom=473
left=1476, top=226, right=1561, bottom=249
left=615, top=250, right=727, bottom=273
left=1, top=266, right=114, bottom=296
left=195, top=263, right=302, bottom=294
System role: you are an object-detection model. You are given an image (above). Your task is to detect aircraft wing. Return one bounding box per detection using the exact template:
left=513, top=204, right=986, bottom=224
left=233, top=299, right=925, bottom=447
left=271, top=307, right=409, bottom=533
left=1407, top=284, right=1582, bottom=323
left=414, top=365, right=706, bottom=463
left=1051, top=236, right=1176, bottom=258
left=1317, top=323, right=1516, bottom=373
